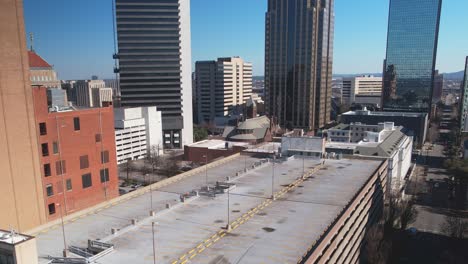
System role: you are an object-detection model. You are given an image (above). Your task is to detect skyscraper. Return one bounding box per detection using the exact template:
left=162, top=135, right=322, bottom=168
left=115, top=0, right=193, bottom=148
left=0, top=0, right=47, bottom=231
left=382, top=0, right=442, bottom=113
left=195, top=57, right=253, bottom=123
left=265, top=0, right=334, bottom=131
left=460, top=57, right=468, bottom=132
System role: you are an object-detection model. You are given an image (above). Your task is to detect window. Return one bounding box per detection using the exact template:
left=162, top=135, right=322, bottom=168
left=80, top=155, right=89, bottom=169
left=73, top=117, right=80, bottom=131
left=46, top=184, right=53, bottom=197
left=44, top=164, right=51, bottom=177
left=56, top=160, right=66, bottom=175
left=53, top=141, right=59, bottom=154
left=95, top=133, right=102, bottom=143
left=48, top=203, right=56, bottom=215
left=39, top=122, right=47, bottom=135
left=100, top=168, right=110, bottom=183
left=101, top=150, right=109, bottom=164
left=66, top=179, right=72, bottom=191
left=41, top=143, right=49, bottom=156
left=82, top=173, right=92, bottom=188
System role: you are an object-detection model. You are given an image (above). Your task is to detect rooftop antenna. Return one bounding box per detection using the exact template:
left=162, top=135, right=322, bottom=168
left=29, top=32, right=34, bottom=52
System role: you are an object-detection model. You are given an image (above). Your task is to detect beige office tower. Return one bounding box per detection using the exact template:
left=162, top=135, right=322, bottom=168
left=0, top=0, right=47, bottom=231
left=195, top=57, right=253, bottom=123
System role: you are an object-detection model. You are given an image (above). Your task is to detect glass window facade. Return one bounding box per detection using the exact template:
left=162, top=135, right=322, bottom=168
left=265, top=0, right=334, bottom=130
left=382, top=0, right=442, bottom=113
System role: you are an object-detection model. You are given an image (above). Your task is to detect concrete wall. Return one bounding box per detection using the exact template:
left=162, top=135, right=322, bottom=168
left=300, top=160, right=389, bottom=264
left=184, top=145, right=246, bottom=163
left=281, top=136, right=325, bottom=156
left=0, top=0, right=47, bottom=232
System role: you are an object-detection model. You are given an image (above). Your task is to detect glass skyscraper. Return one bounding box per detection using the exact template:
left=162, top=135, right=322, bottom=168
left=265, top=0, right=334, bottom=131
left=460, top=57, right=468, bottom=132
left=382, top=0, right=442, bottom=113
left=115, top=0, right=193, bottom=148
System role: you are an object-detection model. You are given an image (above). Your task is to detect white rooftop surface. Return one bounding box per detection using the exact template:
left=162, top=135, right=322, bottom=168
left=0, top=230, right=29, bottom=245
left=34, top=156, right=382, bottom=264
left=245, top=142, right=281, bottom=153
left=188, top=139, right=249, bottom=149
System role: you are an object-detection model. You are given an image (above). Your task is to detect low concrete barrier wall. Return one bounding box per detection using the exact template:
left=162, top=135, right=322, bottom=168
left=26, top=153, right=241, bottom=235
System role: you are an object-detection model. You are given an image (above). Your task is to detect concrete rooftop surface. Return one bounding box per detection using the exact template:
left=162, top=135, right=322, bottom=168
left=35, top=156, right=382, bottom=264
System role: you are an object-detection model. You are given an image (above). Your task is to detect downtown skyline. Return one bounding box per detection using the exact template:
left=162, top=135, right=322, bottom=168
left=24, top=0, right=468, bottom=80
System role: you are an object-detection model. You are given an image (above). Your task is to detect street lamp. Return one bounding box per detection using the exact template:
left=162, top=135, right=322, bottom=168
left=203, top=154, right=208, bottom=188
left=151, top=221, right=159, bottom=264
left=271, top=153, right=276, bottom=200
left=56, top=203, right=67, bottom=257
left=226, top=187, right=231, bottom=231
left=146, top=174, right=153, bottom=210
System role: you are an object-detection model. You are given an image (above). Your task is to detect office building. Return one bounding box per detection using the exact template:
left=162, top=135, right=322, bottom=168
left=0, top=0, right=47, bottom=232
left=433, top=70, right=443, bottom=103
left=115, top=0, right=193, bottom=148
left=0, top=229, right=38, bottom=264
left=114, top=107, right=164, bottom=164
left=32, top=87, right=119, bottom=220
left=382, top=0, right=442, bottom=113
left=75, top=80, right=113, bottom=108
left=265, top=0, right=334, bottom=131
left=28, top=51, right=61, bottom=89
left=340, top=108, right=428, bottom=147
left=195, top=57, right=252, bottom=123
left=460, top=57, right=468, bottom=132
left=342, top=75, right=382, bottom=106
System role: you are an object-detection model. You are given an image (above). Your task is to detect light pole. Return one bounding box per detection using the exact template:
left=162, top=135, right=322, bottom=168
left=203, top=154, right=208, bottom=188
left=146, top=174, right=153, bottom=210
left=151, top=221, right=158, bottom=264
left=271, top=154, right=276, bottom=200
left=57, top=203, right=67, bottom=257
left=226, top=187, right=231, bottom=231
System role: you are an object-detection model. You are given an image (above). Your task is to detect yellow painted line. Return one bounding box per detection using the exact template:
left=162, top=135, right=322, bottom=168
left=204, top=238, right=211, bottom=243
left=190, top=254, right=197, bottom=259
left=213, top=237, right=220, bottom=242
left=180, top=260, right=188, bottom=264
left=220, top=233, right=226, bottom=238
left=198, top=247, right=205, bottom=253
left=206, top=242, right=213, bottom=248
left=171, top=261, right=178, bottom=264
left=232, top=224, right=239, bottom=229
left=218, top=230, right=225, bottom=235
left=179, top=254, right=186, bottom=260
left=196, top=244, right=204, bottom=249
left=211, top=234, right=218, bottom=239
left=189, top=249, right=195, bottom=254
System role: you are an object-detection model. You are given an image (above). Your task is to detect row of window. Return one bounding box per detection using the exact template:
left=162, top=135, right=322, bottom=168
left=39, top=118, right=80, bottom=136
left=46, top=168, right=110, bottom=215
left=31, top=75, right=56, bottom=82
left=43, top=151, right=109, bottom=177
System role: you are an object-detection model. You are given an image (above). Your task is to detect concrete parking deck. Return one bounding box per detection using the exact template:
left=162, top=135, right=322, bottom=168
left=35, top=156, right=382, bottom=264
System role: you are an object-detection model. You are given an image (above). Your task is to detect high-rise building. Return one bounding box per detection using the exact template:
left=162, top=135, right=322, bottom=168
left=382, top=0, right=442, bottom=113
left=0, top=0, right=47, bottom=232
left=265, top=0, right=334, bottom=131
left=28, top=50, right=62, bottom=89
left=115, top=0, right=193, bottom=149
left=342, top=75, right=382, bottom=106
left=460, top=56, right=468, bottom=132
left=432, top=70, right=443, bottom=103
left=195, top=57, right=252, bottom=123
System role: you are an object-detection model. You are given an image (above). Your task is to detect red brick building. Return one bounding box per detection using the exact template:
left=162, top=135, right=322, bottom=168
left=32, top=87, right=118, bottom=220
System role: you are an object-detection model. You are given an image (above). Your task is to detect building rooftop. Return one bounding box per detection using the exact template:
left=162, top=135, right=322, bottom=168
left=0, top=230, right=31, bottom=245
left=28, top=51, right=52, bottom=68
left=33, top=156, right=383, bottom=264
left=356, top=127, right=407, bottom=157
left=329, top=123, right=350, bottom=130
left=187, top=139, right=249, bottom=149
left=342, top=109, right=427, bottom=118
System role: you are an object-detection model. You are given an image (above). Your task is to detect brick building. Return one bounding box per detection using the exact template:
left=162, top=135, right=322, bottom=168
left=32, top=87, right=119, bottom=220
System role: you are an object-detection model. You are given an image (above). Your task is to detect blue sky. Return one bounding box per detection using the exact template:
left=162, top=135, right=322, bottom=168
left=24, top=0, right=468, bottom=80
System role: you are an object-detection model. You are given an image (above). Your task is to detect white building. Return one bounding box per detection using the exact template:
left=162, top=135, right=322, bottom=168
left=328, top=122, right=391, bottom=143
left=195, top=57, right=253, bottom=123
left=342, top=75, right=382, bottom=106
left=76, top=80, right=113, bottom=107
left=326, top=123, right=413, bottom=192
left=114, top=107, right=163, bottom=164
left=281, top=136, right=325, bottom=157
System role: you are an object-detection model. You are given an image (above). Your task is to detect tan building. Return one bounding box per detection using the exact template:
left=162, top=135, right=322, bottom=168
left=0, top=0, right=47, bottom=231
left=195, top=57, right=252, bottom=123
left=0, top=229, right=38, bottom=264
left=76, top=80, right=112, bottom=107
left=28, top=51, right=61, bottom=88
left=342, top=75, right=382, bottom=106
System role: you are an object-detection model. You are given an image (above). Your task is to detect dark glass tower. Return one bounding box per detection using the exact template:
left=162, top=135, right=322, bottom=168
left=382, top=0, right=442, bottom=113
left=265, top=0, right=334, bottom=131
left=115, top=0, right=193, bottom=148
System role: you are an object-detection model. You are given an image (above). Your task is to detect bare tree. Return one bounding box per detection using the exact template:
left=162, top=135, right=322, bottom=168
left=399, top=200, right=418, bottom=230
left=383, top=192, right=399, bottom=234
left=124, top=159, right=138, bottom=182
left=146, top=145, right=161, bottom=173
left=363, top=224, right=391, bottom=264
left=440, top=216, right=468, bottom=239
